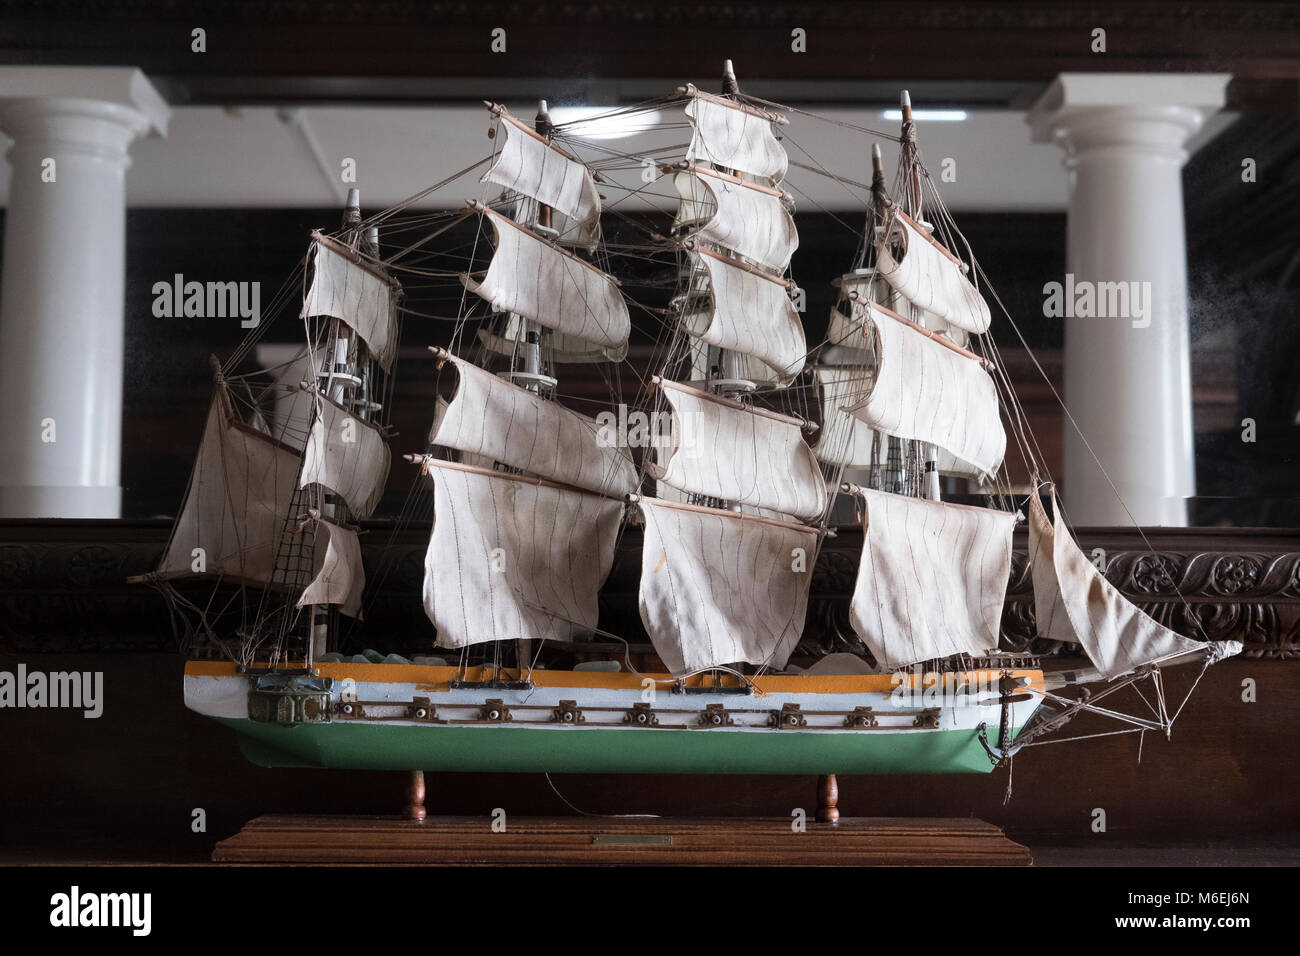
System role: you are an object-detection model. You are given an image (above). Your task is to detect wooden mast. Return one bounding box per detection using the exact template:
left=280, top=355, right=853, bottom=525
left=900, top=90, right=923, bottom=214
left=507, top=99, right=560, bottom=681
left=514, top=99, right=555, bottom=399
left=306, top=190, right=364, bottom=662
left=897, top=91, right=942, bottom=502
left=711, top=59, right=748, bottom=406
left=302, top=191, right=386, bottom=664
left=868, top=143, right=906, bottom=495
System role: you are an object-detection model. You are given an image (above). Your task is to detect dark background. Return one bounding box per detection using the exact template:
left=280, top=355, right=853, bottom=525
left=0, top=1, right=1297, bottom=862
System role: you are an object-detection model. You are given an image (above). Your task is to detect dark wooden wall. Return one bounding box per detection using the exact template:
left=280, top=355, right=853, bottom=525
left=0, top=202, right=1285, bottom=522
left=2, top=2, right=1295, bottom=110
left=1, top=651, right=1293, bottom=863
left=1, top=520, right=1297, bottom=861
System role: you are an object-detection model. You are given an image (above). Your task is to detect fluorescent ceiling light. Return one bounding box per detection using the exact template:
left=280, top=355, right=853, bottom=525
left=881, top=108, right=968, bottom=122
left=548, top=106, right=660, bottom=140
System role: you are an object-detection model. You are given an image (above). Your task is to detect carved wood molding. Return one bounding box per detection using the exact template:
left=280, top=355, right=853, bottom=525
left=998, top=546, right=1300, bottom=661
left=0, top=520, right=1296, bottom=660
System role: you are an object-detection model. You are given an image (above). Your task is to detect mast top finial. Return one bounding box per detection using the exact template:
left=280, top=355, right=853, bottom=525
left=871, top=143, right=882, bottom=160
left=343, top=188, right=362, bottom=229
left=900, top=90, right=911, bottom=109
left=534, top=99, right=553, bottom=136
left=721, top=59, right=739, bottom=95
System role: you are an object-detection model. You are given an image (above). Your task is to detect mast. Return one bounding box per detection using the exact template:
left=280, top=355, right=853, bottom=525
left=897, top=92, right=943, bottom=502
left=714, top=59, right=741, bottom=401
left=868, top=141, right=905, bottom=495
left=826, top=91, right=1019, bottom=672
left=503, top=99, right=557, bottom=676
left=513, top=101, right=555, bottom=399
left=635, top=62, right=822, bottom=677
left=306, top=189, right=377, bottom=662
left=868, top=138, right=908, bottom=495
left=710, top=62, right=749, bottom=414
left=899, top=91, right=923, bottom=216
left=146, top=186, right=396, bottom=670
left=819, top=90, right=1242, bottom=705
left=688, top=61, right=760, bottom=513
left=420, top=99, right=634, bottom=664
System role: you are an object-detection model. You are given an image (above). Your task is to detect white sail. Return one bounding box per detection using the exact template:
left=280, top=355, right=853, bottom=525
left=422, top=462, right=623, bottom=649
left=511, top=193, right=598, bottom=252
left=812, top=366, right=879, bottom=467
left=674, top=171, right=714, bottom=230
left=296, top=518, right=365, bottom=619
left=637, top=497, right=818, bottom=674
left=462, top=205, right=630, bottom=361
left=158, top=387, right=303, bottom=586
left=876, top=210, right=991, bottom=335
left=1026, top=489, right=1072, bottom=650
left=843, top=301, right=1005, bottom=479
left=827, top=273, right=891, bottom=346
left=917, top=303, right=970, bottom=348
left=827, top=273, right=962, bottom=349
left=814, top=366, right=984, bottom=480
left=653, top=463, right=795, bottom=525
left=428, top=396, right=496, bottom=472
left=674, top=170, right=797, bottom=273
left=650, top=445, right=790, bottom=522
left=684, top=90, right=788, bottom=183
left=302, top=239, right=399, bottom=372
left=682, top=330, right=787, bottom=386
left=826, top=304, right=866, bottom=350
left=849, top=488, right=1016, bottom=669
left=1028, top=489, right=1210, bottom=679
left=429, top=351, right=638, bottom=497
left=932, top=447, right=985, bottom=481
left=299, top=392, right=390, bottom=520
left=680, top=250, right=806, bottom=384
left=482, top=109, right=601, bottom=249
left=648, top=379, right=825, bottom=522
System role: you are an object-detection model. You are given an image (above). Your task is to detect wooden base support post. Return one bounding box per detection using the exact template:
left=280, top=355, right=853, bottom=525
left=405, top=770, right=427, bottom=822
left=817, top=773, right=840, bottom=824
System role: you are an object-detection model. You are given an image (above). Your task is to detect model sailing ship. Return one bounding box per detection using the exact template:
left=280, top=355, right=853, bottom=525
left=145, top=63, right=1241, bottom=777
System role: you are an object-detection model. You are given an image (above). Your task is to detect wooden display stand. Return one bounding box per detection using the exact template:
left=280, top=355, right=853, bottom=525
left=213, top=774, right=1032, bottom=866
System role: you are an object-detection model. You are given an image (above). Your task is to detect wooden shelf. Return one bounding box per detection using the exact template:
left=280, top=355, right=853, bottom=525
left=213, top=814, right=1032, bottom=866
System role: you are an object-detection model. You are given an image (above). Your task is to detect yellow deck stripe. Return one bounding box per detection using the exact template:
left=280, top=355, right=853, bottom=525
left=186, top=660, right=1046, bottom=696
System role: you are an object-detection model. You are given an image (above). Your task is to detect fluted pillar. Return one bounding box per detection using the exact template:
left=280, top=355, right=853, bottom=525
left=1028, top=73, right=1229, bottom=526
left=0, top=68, right=169, bottom=517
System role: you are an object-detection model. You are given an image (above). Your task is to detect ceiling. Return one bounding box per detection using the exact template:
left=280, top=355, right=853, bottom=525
left=0, top=99, right=1242, bottom=213
left=0, top=103, right=1056, bottom=212
left=1, top=2, right=1294, bottom=109
left=0, top=1, right=1287, bottom=212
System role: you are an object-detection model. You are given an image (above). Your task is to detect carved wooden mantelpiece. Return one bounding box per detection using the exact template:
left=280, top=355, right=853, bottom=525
left=0, top=520, right=1296, bottom=660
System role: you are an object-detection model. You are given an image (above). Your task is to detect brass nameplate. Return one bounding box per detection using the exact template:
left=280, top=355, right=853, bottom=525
left=591, top=834, right=673, bottom=846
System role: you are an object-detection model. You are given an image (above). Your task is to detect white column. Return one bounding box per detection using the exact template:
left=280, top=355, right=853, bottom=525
left=1028, top=74, right=1229, bottom=526
left=0, top=68, right=169, bottom=517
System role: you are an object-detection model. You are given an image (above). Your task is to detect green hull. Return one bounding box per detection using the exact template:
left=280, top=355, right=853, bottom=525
left=219, top=717, right=1017, bottom=775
